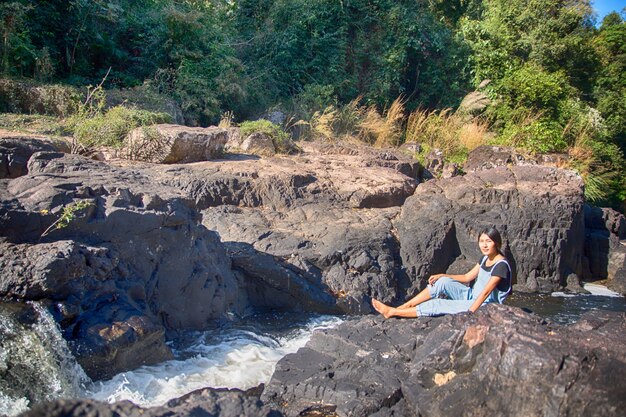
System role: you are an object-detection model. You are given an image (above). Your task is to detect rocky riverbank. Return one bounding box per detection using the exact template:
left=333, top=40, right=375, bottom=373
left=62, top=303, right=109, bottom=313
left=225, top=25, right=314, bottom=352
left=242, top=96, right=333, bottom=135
left=1, top=127, right=625, bottom=414
left=20, top=306, right=626, bottom=417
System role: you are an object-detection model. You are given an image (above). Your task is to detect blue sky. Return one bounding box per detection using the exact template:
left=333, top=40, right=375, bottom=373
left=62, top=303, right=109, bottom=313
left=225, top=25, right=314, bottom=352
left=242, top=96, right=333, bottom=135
left=592, top=0, right=625, bottom=20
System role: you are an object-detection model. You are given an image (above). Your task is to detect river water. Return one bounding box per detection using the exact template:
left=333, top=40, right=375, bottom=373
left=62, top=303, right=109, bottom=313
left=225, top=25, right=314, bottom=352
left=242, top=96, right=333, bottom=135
left=0, top=307, right=342, bottom=416
left=1, top=284, right=624, bottom=416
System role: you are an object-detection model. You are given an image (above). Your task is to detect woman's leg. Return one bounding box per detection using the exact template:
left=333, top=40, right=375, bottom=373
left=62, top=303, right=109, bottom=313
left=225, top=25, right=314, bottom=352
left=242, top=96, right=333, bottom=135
left=416, top=299, right=475, bottom=316
left=372, top=299, right=418, bottom=318
left=372, top=277, right=472, bottom=319
left=429, top=277, right=471, bottom=301
left=397, top=287, right=432, bottom=309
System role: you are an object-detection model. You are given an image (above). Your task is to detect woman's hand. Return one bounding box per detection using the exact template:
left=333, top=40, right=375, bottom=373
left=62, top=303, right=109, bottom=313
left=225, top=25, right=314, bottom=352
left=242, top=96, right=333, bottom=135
left=428, top=274, right=443, bottom=285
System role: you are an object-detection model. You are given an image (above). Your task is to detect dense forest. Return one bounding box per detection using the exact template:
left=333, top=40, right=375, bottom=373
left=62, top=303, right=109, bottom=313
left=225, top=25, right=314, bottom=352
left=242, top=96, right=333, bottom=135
left=0, top=0, right=624, bottom=209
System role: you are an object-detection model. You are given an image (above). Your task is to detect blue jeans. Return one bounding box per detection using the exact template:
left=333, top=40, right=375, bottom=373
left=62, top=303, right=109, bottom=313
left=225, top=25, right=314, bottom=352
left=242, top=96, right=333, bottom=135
left=416, top=277, right=475, bottom=316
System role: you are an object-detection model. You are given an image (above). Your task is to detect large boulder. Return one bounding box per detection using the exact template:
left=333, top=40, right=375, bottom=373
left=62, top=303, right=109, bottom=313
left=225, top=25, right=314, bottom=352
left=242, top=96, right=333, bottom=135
left=183, top=142, right=420, bottom=314
left=0, top=152, right=242, bottom=379
left=396, top=165, right=586, bottom=295
left=262, top=305, right=626, bottom=417
left=464, top=145, right=530, bottom=172
left=584, top=205, right=626, bottom=294
left=0, top=135, right=69, bottom=179
left=123, top=124, right=228, bottom=163
left=205, top=205, right=408, bottom=315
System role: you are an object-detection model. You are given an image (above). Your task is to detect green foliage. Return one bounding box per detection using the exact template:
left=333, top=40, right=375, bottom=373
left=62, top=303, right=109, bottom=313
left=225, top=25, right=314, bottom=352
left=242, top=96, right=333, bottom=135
left=69, top=105, right=171, bottom=150
left=460, top=0, right=597, bottom=91
left=40, top=200, right=94, bottom=238
left=0, top=78, right=81, bottom=116
left=593, top=12, right=626, bottom=153
left=497, top=64, right=569, bottom=116
left=0, top=2, right=34, bottom=76
left=236, top=0, right=470, bottom=117
left=1, top=0, right=624, bottom=209
left=499, top=117, right=567, bottom=153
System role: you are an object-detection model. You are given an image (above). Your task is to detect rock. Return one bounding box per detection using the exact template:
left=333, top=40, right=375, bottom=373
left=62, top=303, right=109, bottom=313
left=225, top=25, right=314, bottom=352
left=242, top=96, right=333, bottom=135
left=396, top=166, right=586, bottom=295
left=224, top=241, right=341, bottom=314
left=225, top=125, right=299, bottom=156
left=464, top=145, right=530, bottom=172
left=262, top=305, right=626, bottom=417
left=240, top=132, right=276, bottom=156
left=611, top=257, right=626, bottom=295
left=123, top=124, right=228, bottom=163
left=0, top=152, right=242, bottom=379
left=584, top=205, right=626, bottom=294
left=0, top=135, right=69, bottom=179
left=185, top=142, right=419, bottom=314
left=441, top=162, right=461, bottom=179
left=146, top=141, right=420, bottom=211
left=424, top=148, right=444, bottom=176
left=464, top=146, right=570, bottom=173
left=205, top=205, right=407, bottom=315
left=398, top=142, right=421, bottom=154
left=22, top=386, right=278, bottom=417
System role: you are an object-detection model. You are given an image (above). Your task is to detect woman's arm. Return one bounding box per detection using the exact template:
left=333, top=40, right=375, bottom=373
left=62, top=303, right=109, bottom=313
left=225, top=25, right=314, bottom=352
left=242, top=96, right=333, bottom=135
left=468, top=275, right=503, bottom=312
left=428, top=263, right=480, bottom=285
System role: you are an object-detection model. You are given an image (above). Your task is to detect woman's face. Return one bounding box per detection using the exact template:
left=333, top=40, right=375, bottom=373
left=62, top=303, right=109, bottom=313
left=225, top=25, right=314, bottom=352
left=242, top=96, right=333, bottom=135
left=478, top=233, right=498, bottom=257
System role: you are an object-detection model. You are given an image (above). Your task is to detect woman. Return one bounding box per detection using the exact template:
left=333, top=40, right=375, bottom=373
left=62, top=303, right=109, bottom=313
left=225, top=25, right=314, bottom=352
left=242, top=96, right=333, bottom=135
left=372, top=227, right=511, bottom=318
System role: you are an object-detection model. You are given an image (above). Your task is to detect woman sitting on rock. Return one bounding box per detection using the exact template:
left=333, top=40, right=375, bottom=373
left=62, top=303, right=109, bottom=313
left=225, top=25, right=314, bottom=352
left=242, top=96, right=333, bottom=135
left=372, top=227, right=511, bottom=318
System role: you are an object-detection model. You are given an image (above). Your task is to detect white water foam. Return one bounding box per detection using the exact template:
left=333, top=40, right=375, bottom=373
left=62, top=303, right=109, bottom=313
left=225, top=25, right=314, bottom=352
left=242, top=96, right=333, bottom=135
left=552, top=283, right=623, bottom=298
left=85, top=315, right=343, bottom=408
left=0, top=393, right=30, bottom=417
left=583, top=283, right=622, bottom=297
left=0, top=302, right=90, bottom=417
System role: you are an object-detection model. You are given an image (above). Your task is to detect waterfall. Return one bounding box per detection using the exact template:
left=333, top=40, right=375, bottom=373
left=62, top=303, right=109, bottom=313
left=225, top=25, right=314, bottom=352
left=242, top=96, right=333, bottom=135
left=1, top=303, right=342, bottom=415
left=0, top=302, right=91, bottom=416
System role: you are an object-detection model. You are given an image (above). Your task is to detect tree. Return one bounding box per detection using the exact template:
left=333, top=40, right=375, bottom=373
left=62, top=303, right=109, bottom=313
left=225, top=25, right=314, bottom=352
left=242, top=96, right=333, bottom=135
left=593, top=12, right=626, bottom=153
left=0, top=2, right=33, bottom=76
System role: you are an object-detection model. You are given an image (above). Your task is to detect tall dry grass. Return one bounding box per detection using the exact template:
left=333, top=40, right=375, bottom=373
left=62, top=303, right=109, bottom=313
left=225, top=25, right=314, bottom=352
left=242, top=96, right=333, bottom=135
left=301, top=95, right=490, bottom=158
left=405, top=107, right=489, bottom=156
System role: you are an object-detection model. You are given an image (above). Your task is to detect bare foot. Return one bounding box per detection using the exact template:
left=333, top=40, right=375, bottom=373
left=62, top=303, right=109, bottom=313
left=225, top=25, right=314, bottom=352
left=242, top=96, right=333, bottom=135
left=372, top=298, right=394, bottom=319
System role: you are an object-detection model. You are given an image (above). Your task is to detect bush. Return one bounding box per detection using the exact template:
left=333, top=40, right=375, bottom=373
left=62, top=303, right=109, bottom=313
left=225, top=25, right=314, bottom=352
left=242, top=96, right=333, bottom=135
left=498, top=117, right=567, bottom=154
left=69, top=106, right=171, bottom=151
left=496, top=64, right=569, bottom=118
left=0, top=78, right=81, bottom=117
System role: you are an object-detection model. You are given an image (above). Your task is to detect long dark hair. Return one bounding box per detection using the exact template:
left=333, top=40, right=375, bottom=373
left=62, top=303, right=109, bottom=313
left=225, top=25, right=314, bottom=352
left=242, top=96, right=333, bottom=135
left=477, top=227, right=504, bottom=255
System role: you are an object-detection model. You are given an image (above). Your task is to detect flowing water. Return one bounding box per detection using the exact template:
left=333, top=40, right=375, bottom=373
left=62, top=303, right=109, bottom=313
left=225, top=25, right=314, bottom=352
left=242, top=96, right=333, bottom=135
left=506, top=282, right=626, bottom=325
left=1, top=283, right=625, bottom=416
left=0, top=302, right=90, bottom=416
left=0, top=306, right=342, bottom=416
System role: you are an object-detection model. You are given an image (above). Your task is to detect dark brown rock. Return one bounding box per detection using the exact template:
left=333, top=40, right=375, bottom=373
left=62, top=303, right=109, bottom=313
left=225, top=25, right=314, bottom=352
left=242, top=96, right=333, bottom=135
left=0, top=135, right=69, bottom=179
left=22, top=386, right=279, bottom=417
left=396, top=166, right=586, bottom=295
left=0, top=152, right=241, bottom=379
left=584, top=205, right=626, bottom=294
left=463, top=145, right=530, bottom=172
left=262, top=305, right=626, bottom=417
